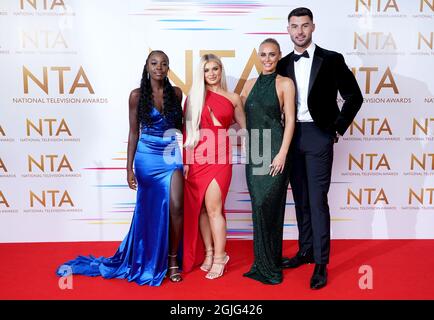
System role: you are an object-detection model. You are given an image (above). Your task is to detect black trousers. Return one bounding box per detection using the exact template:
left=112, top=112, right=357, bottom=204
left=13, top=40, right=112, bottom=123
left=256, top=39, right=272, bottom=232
left=289, top=122, right=334, bottom=264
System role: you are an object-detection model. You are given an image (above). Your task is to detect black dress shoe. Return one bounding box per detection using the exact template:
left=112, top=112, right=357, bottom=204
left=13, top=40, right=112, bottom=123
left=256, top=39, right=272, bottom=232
left=310, top=264, right=327, bottom=290
left=281, top=251, right=314, bottom=269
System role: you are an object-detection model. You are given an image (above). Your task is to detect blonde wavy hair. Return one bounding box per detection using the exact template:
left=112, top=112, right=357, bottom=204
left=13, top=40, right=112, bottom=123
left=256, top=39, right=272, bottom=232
left=184, top=54, right=228, bottom=148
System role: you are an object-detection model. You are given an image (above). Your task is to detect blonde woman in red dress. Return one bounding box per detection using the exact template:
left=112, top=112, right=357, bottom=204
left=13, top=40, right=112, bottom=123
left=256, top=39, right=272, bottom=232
left=183, top=54, right=246, bottom=279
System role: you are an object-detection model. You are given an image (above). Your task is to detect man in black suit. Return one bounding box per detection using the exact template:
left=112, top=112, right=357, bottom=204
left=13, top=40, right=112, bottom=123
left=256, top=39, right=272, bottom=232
left=276, top=7, right=363, bottom=289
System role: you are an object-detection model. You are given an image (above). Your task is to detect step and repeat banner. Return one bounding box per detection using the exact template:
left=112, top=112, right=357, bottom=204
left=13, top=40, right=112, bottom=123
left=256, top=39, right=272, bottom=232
left=0, top=0, right=433, bottom=242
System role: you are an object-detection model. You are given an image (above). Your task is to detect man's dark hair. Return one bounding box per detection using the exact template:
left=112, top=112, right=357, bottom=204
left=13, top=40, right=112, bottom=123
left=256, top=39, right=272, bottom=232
left=288, top=7, right=313, bottom=22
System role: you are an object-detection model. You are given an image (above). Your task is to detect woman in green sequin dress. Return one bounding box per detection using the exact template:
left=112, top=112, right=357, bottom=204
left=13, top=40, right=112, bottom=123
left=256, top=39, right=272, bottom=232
left=241, top=39, right=296, bottom=284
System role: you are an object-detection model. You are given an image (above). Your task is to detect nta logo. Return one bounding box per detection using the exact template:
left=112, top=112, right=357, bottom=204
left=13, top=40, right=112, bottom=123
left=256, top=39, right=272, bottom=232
left=23, top=66, right=94, bottom=94
left=26, top=118, right=71, bottom=136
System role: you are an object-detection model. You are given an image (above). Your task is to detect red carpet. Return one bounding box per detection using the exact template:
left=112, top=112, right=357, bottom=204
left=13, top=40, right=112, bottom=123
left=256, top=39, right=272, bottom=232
left=0, top=240, right=433, bottom=300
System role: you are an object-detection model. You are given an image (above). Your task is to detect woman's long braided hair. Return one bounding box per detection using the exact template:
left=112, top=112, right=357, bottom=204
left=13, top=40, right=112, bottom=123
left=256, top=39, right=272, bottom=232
left=137, top=50, right=182, bottom=130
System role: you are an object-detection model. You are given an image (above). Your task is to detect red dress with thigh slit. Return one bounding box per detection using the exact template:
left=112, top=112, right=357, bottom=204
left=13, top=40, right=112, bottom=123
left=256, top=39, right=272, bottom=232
left=183, top=90, right=234, bottom=272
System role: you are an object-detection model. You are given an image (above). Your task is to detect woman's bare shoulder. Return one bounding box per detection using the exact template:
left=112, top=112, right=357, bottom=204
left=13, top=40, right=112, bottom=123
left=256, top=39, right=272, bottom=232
left=276, top=75, right=293, bottom=83
left=226, top=91, right=242, bottom=105
left=173, top=86, right=183, bottom=101
left=129, top=88, right=141, bottom=105
left=276, top=75, right=295, bottom=89
left=242, top=78, right=258, bottom=94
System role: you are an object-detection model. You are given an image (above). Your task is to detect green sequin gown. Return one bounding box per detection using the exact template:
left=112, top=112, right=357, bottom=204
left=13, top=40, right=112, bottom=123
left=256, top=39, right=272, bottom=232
left=243, top=72, right=291, bottom=284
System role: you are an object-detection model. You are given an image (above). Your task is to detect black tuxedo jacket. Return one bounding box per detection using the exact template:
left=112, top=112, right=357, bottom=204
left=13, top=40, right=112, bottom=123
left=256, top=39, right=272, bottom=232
left=276, top=45, right=363, bottom=136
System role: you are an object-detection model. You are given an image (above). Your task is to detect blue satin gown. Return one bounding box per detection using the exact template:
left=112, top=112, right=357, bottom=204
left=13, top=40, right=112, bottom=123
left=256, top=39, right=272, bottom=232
left=56, top=107, right=183, bottom=286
